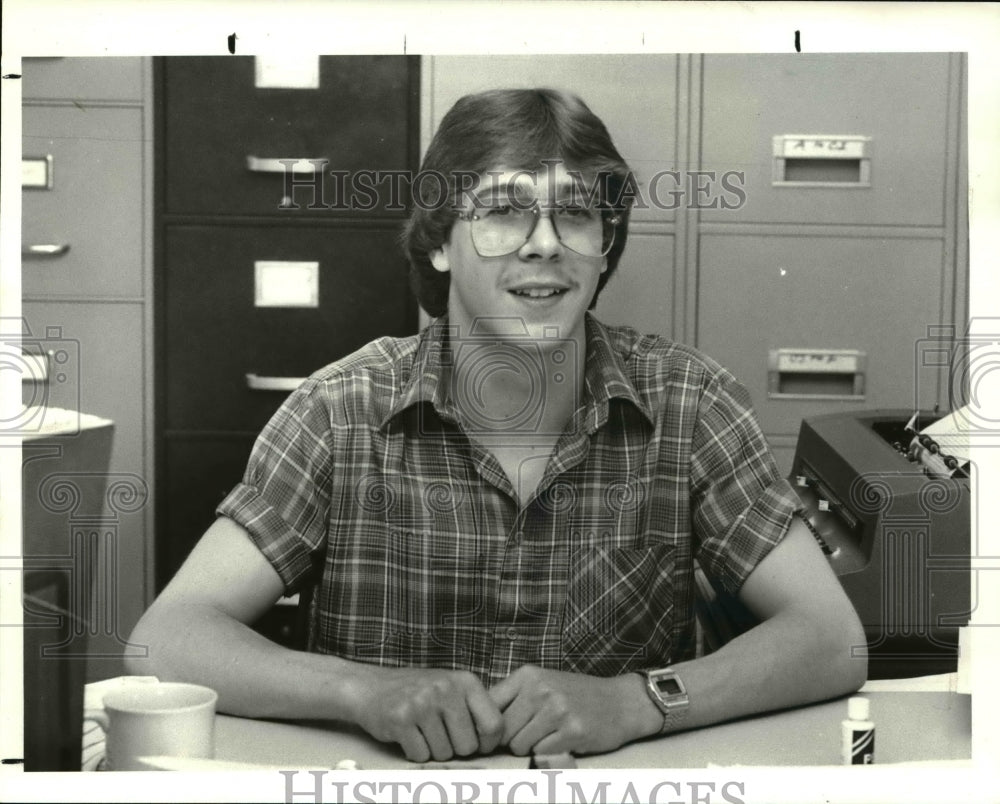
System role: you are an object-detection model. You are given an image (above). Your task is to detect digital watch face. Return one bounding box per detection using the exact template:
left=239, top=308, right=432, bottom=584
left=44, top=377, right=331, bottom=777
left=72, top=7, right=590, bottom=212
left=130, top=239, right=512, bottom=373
left=646, top=670, right=690, bottom=734
left=655, top=676, right=683, bottom=697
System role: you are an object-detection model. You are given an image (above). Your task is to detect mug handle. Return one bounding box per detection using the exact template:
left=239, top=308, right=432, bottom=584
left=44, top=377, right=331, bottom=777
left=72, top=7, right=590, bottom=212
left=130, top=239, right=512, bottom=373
left=83, top=709, right=110, bottom=732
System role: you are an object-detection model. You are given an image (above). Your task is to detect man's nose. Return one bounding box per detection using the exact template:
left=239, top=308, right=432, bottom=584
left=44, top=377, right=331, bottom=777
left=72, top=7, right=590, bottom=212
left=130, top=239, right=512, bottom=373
left=519, top=211, right=563, bottom=260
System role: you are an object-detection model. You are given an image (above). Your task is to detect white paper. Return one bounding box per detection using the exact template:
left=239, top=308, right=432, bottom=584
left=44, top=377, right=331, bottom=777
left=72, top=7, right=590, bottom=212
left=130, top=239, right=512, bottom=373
left=254, top=261, right=319, bottom=308
left=254, top=55, right=320, bottom=89
left=21, top=156, right=51, bottom=188
left=920, top=404, right=974, bottom=463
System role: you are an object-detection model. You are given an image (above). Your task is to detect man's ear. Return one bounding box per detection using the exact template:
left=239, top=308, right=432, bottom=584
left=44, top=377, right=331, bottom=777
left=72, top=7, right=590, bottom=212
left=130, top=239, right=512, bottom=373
left=430, top=248, right=450, bottom=274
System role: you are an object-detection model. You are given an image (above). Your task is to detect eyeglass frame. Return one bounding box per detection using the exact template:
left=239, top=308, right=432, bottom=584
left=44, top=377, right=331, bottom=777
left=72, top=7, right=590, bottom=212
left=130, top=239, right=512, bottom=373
left=453, top=201, right=623, bottom=258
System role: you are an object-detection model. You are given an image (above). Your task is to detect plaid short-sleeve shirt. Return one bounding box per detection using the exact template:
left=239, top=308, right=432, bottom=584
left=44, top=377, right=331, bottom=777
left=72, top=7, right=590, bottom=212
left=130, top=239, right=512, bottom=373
left=218, top=313, right=799, bottom=685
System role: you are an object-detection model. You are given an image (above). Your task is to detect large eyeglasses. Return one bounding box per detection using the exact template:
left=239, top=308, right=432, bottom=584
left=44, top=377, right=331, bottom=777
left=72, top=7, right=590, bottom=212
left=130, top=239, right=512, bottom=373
left=455, top=202, right=621, bottom=258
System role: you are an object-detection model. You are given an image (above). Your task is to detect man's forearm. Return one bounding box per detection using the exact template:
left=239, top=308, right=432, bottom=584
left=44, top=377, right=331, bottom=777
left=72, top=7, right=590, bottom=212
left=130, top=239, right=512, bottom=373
left=126, top=601, right=505, bottom=762
left=659, top=607, right=867, bottom=734
left=640, top=517, right=869, bottom=737
left=125, top=601, right=363, bottom=722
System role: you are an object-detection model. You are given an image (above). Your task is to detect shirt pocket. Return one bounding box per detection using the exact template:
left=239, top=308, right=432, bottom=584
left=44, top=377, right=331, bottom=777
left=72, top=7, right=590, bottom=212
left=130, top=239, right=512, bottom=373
left=561, top=544, right=676, bottom=676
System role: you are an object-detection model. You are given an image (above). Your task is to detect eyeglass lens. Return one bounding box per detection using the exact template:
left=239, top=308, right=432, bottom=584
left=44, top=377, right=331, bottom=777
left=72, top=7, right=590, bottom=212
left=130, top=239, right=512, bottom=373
left=470, top=205, right=615, bottom=258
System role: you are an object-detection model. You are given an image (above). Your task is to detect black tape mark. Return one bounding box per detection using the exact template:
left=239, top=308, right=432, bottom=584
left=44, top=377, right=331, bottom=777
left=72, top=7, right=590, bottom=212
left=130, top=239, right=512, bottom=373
left=3, top=74, right=23, bottom=79
left=2, top=758, right=25, bottom=765
left=228, top=33, right=237, bottom=55
left=795, top=30, right=801, bottom=52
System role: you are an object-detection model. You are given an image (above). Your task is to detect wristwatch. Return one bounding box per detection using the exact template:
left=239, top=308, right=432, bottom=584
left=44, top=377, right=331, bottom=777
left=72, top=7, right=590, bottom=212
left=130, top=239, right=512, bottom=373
left=642, top=667, right=690, bottom=734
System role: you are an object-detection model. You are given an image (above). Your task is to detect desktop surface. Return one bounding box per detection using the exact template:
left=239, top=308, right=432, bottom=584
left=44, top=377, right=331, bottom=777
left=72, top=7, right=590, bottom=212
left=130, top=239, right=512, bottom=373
left=212, top=691, right=970, bottom=771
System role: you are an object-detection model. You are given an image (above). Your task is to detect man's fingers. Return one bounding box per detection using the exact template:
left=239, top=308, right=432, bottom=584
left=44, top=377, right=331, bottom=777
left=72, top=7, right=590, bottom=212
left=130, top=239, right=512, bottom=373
left=495, top=689, right=540, bottom=751
left=365, top=667, right=511, bottom=761
left=441, top=705, right=480, bottom=757
left=531, top=730, right=571, bottom=757
left=507, top=712, right=556, bottom=757
left=418, top=716, right=455, bottom=762
left=487, top=674, right=519, bottom=711
left=397, top=727, right=432, bottom=763
left=465, top=687, right=505, bottom=754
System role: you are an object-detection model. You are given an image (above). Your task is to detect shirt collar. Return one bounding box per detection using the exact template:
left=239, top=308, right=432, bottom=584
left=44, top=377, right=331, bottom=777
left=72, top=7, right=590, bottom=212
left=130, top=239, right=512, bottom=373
left=580, top=313, right=654, bottom=431
left=380, top=313, right=653, bottom=431
left=379, top=317, right=454, bottom=429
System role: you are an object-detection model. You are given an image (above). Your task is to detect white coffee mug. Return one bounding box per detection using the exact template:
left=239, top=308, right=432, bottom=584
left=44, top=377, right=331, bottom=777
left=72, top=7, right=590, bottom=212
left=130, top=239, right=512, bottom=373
left=83, top=682, right=218, bottom=771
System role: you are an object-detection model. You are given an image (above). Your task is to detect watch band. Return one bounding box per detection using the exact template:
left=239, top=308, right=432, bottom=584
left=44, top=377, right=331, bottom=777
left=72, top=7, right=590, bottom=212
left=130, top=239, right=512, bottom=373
left=642, top=668, right=690, bottom=734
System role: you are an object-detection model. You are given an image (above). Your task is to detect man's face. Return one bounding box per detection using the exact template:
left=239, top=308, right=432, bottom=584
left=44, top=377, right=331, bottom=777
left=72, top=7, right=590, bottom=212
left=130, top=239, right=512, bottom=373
left=430, top=162, right=608, bottom=345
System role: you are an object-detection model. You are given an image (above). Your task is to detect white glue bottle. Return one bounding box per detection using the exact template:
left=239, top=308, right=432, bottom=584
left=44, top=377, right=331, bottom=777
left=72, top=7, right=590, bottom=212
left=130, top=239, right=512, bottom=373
left=841, top=696, right=875, bottom=765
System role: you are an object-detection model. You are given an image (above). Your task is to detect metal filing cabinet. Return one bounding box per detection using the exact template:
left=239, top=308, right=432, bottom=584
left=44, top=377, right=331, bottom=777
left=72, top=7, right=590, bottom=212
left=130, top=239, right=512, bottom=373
left=695, top=53, right=966, bottom=471
left=21, top=57, right=154, bottom=681
left=155, top=57, right=421, bottom=635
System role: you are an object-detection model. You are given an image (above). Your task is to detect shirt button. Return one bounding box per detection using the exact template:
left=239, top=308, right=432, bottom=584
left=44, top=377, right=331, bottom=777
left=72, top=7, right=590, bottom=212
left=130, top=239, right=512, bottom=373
left=506, top=627, right=519, bottom=641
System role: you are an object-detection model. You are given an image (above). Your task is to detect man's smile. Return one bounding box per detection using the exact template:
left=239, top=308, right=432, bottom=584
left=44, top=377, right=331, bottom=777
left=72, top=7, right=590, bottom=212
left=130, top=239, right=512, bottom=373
left=506, top=280, right=572, bottom=301
left=509, top=287, right=568, bottom=299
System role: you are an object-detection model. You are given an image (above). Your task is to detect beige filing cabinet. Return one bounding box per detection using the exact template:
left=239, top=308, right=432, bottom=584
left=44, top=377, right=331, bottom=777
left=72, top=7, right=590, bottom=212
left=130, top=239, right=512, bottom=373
left=695, top=54, right=966, bottom=470
left=21, top=57, right=156, bottom=681
left=424, top=54, right=968, bottom=473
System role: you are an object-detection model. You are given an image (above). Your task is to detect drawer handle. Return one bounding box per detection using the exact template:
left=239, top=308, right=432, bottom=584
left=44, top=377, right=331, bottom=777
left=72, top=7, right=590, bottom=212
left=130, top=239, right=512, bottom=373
left=23, top=243, right=70, bottom=257
left=246, top=156, right=326, bottom=174
left=767, top=348, right=866, bottom=401
left=245, top=373, right=306, bottom=392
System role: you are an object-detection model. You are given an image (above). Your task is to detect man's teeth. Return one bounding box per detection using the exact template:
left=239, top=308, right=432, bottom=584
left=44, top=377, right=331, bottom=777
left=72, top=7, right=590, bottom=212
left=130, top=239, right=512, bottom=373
left=512, top=288, right=565, bottom=298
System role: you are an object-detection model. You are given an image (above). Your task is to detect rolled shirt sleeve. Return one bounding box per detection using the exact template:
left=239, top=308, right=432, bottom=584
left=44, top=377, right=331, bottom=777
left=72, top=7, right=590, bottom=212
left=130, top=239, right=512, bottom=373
left=217, top=377, right=335, bottom=594
left=689, top=370, right=802, bottom=595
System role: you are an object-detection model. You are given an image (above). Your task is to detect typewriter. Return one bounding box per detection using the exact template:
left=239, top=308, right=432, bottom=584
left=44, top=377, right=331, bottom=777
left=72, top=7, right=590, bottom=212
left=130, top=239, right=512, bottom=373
left=789, top=409, right=971, bottom=679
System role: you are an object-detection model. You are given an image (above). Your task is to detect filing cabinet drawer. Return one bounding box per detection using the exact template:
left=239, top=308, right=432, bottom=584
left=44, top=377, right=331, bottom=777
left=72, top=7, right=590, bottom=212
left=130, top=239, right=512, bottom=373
left=700, top=53, right=951, bottom=226
left=21, top=300, right=146, bottom=482
left=163, top=56, right=415, bottom=216
left=164, top=224, right=415, bottom=431
left=696, top=234, right=945, bottom=436
left=594, top=232, right=676, bottom=337
left=22, top=57, right=145, bottom=102
left=23, top=105, right=145, bottom=298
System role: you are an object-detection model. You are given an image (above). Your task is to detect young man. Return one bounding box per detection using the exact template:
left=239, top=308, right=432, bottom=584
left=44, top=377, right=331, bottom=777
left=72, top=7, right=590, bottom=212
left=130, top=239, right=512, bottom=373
left=128, top=88, right=866, bottom=762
